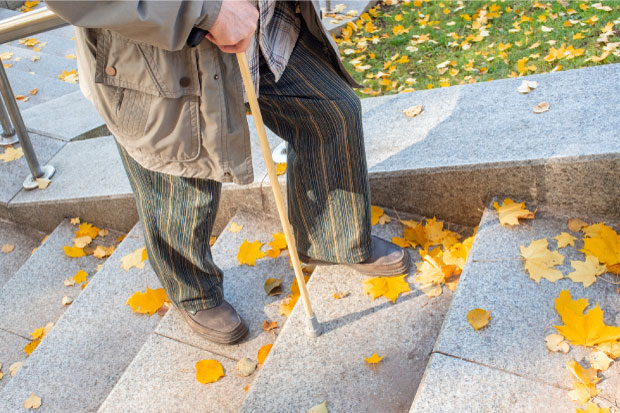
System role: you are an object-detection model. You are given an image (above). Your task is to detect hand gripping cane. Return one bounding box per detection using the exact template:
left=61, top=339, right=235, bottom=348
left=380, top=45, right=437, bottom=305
left=187, top=28, right=322, bottom=337
left=236, top=52, right=322, bottom=337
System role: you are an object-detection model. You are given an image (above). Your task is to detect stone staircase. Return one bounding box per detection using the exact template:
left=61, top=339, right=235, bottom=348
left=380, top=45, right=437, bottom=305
left=0, top=10, right=619, bottom=413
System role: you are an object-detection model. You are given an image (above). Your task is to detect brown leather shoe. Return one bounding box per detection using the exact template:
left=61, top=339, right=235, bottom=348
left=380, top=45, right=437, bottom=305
left=174, top=300, right=248, bottom=344
left=298, top=235, right=410, bottom=276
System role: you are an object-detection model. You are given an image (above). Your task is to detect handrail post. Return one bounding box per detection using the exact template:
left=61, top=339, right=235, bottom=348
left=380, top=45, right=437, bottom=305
left=0, top=89, right=17, bottom=145
left=0, top=62, right=54, bottom=189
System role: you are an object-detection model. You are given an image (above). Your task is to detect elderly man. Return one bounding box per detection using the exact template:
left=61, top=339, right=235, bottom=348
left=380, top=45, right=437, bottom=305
left=46, top=0, right=410, bottom=344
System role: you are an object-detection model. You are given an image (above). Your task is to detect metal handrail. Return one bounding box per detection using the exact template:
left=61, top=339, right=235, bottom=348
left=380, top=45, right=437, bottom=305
left=0, top=7, right=66, bottom=189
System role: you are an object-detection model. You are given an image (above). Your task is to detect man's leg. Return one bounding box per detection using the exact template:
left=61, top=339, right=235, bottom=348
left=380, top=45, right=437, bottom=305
left=256, top=24, right=409, bottom=274
left=115, top=142, right=224, bottom=312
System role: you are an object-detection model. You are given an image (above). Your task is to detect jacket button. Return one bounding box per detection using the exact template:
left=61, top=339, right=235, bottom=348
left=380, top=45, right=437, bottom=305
left=105, top=66, right=116, bottom=76
left=214, top=74, right=219, bottom=80
left=179, top=77, right=191, bottom=87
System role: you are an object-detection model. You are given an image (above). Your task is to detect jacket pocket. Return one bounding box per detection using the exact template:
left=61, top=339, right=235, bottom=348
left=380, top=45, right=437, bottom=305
left=94, top=30, right=202, bottom=162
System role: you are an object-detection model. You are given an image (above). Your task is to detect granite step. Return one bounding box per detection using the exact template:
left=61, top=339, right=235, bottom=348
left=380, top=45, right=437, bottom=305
left=0, top=43, right=77, bottom=81
left=0, top=221, right=177, bottom=411
left=410, top=199, right=620, bottom=412
left=98, top=211, right=298, bottom=412
left=0, top=218, right=121, bottom=392
left=5, top=31, right=76, bottom=58
left=4, top=67, right=78, bottom=111
left=239, top=210, right=472, bottom=412
left=0, top=218, right=44, bottom=288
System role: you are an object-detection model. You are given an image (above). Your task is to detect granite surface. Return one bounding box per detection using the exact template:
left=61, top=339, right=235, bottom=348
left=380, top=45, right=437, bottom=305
left=240, top=212, right=459, bottom=412
left=410, top=353, right=577, bottom=413
left=0, top=330, right=29, bottom=392
left=0, top=218, right=44, bottom=288
left=0, top=223, right=164, bottom=412
left=416, top=199, right=620, bottom=410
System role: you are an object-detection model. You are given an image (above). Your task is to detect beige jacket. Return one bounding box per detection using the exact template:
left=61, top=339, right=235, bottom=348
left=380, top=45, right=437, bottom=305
left=46, top=1, right=357, bottom=184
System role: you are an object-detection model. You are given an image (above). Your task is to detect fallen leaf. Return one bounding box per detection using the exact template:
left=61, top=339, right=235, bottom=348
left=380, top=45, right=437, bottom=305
left=0, top=51, right=13, bottom=60
left=229, top=222, right=243, bottom=233
left=567, top=256, right=608, bottom=287
left=75, top=223, right=100, bottom=239
left=98, top=228, right=109, bottom=237
left=333, top=291, right=350, bottom=299
left=63, top=279, right=75, bottom=287
left=24, top=393, right=41, bottom=410
left=9, top=361, right=22, bottom=376
left=235, top=358, right=257, bottom=377
left=554, top=290, right=620, bottom=346
left=24, top=322, right=53, bottom=355
left=126, top=286, right=169, bottom=316
left=493, top=198, right=536, bottom=226
left=58, top=69, right=78, bottom=83
left=569, top=381, right=600, bottom=405
left=517, top=80, right=538, bottom=94
left=120, top=247, right=148, bottom=270
left=581, top=224, right=620, bottom=274
left=93, top=245, right=115, bottom=259
left=195, top=359, right=225, bottom=384
left=520, top=238, right=564, bottom=283
left=237, top=240, right=266, bottom=266
left=275, top=162, right=287, bottom=176
left=364, top=352, right=384, bottom=364
left=72, top=269, right=87, bottom=285
left=279, top=274, right=310, bottom=316
left=0, top=146, right=24, bottom=162
left=63, top=245, right=86, bottom=258
left=209, top=236, right=216, bottom=247
left=545, top=333, right=569, bottom=353
left=268, top=232, right=287, bottom=251
left=15, top=95, right=29, bottom=102
left=403, top=104, right=423, bottom=117
left=577, top=402, right=610, bottom=413
left=588, top=350, right=612, bottom=371
left=467, top=308, right=491, bottom=330
left=257, top=343, right=273, bottom=365
left=308, top=402, right=328, bottom=413
left=554, top=232, right=576, bottom=248
left=264, top=277, right=283, bottom=296
left=61, top=296, right=73, bottom=306
left=370, top=205, right=390, bottom=225
left=533, top=102, right=550, bottom=113
left=74, top=236, right=92, bottom=249
left=1, top=244, right=14, bottom=254
left=567, top=358, right=600, bottom=404
left=70, top=217, right=80, bottom=225
left=156, top=302, right=170, bottom=316
left=29, top=88, right=38, bottom=95
left=568, top=218, right=588, bottom=232
left=596, top=341, right=620, bottom=359
left=262, top=320, right=277, bottom=331
left=363, top=275, right=410, bottom=303
left=64, top=53, right=76, bottom=59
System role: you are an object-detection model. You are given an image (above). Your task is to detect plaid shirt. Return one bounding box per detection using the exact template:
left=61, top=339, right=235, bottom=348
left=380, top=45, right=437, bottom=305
left=245, top=0, right=300, bottom=100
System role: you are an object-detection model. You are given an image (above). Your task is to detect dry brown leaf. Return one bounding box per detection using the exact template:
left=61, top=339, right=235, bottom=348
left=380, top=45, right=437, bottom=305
left=1, top=244, right=14, bottom=254
left=264, top=278, right=283, bottom=296
left=261, top=320, right=277, bottom=331
left=403, top=104, right=423, bottom=117
left=24, top=393, right=41, bottom=409
left=533, top=102, right=550, bottom=113
left=568, top=218, right=588, bottom=232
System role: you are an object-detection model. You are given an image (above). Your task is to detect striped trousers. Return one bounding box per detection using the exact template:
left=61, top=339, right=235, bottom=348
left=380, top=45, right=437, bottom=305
left=117, top=24, right=371, bottom=312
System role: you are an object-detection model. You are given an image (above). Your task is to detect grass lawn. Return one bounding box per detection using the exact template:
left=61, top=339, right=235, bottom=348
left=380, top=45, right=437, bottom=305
left=330, top=0, right=620, bottom=97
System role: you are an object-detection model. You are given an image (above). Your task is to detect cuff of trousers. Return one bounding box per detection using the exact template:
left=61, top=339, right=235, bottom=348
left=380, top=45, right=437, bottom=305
left=179, top=284, right=224, bottom=312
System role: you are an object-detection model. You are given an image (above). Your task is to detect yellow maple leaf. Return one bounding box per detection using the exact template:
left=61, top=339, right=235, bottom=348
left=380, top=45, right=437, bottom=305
left=70, top=217, right=80, bottom=225
left=58, top=69, right=78, bottom=83
left=75, top=223, right=100, bottom=239
left=577, top=402, right=610, bottom=413
left=228, top=222, right=243, bottom=233
left=279, top=274, right=310, bottom=316
left=581, top=224, right=620, bottom=274
left=567, top=358, right=600, bottom=404
left=209, top=236, right=216, bottom=247
left=195, top=359, right=225, bottom=384
left=275, top=162, right=286, bottom=176
left=391, top=237, right=411, bottom=248
left=268, top=232, right=287, bottom=251
left=72, top=269, right=87, bottom=285
left=467, top=308, right=491, bottom=330
left=370, top=205, right=387, bottom=226
left=120, top=247, right=148, bottom=271
left=237, top=240, right=266, bottom=266
left=257, top=343, right=273, bottom=365
left=493, top=198, right=536, bottom=226
left=582, top=223, right=605, bottom=238
left=0, top=146, right=24, bottom=163
left=567, top=256, right=608, bottom=287
left=588, top=350, right=613, bottom=371
left=24, top=338, right=41, bottom=355
left=23, top=38, right=38, bottom=47
left=596, top=340, right=620, bottom=359
left=553, top=232, right=576, bottom=248
left=554, top=291, right=620, bottom=346
left=265, top=248, right=281, bottom=259
left=520, top=239, right=564, bottom=283
left=74, top=235, right=92, bottom=249
left=363, top=274, right=410, bottom=303
left=126, top=286, right=169, bottom=316
left=63, top=245, right=86, bottom=258
left=364, top=352, right=384, bottom=364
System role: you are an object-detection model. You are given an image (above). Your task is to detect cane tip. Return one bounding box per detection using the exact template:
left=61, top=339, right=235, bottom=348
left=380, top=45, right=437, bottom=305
left=305, top=314, right=323, bottom=338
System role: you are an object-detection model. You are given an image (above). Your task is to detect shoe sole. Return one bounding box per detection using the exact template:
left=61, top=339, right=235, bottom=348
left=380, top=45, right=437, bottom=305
left=172, top=304, right=249, bottom=345
left=298, top=249, right=411, bottom=277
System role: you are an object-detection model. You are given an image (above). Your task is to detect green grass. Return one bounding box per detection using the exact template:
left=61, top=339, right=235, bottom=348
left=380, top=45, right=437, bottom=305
left=332, top=0, right=620, bottom=97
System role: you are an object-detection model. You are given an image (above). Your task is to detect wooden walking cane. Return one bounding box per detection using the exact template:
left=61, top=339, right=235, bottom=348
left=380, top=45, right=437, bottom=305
left=235, top=52, right=322, bottom=338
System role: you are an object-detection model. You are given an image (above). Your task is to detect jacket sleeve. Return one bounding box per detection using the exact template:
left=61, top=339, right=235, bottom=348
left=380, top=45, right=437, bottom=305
left=45, top=0, right=222, bottom=51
